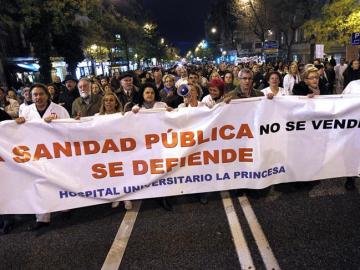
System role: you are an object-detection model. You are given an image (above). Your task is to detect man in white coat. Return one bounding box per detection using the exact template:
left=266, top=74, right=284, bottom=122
left=334, top=57, right=348, bottom=94
left=16, top=83, right=70, bottom=230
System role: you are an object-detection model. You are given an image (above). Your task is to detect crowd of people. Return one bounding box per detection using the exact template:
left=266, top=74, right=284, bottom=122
left=1, top=56, right=360, bottom=234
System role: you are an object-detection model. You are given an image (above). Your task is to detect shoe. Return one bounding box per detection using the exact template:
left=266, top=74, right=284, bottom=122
left=111, top=201, right=120, bottom=208
left=160, top=198, right=172, bottom=211
left=28, top=222, right=50, bottom=231
left=345, top=178, right=356, bottom=191
left=124, top=201, right=133, bottom=210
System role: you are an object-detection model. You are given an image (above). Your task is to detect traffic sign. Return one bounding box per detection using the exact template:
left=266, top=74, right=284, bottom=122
left=263, top=40, right=278, bottom=49
left=351, top=33, right=360, bottom=45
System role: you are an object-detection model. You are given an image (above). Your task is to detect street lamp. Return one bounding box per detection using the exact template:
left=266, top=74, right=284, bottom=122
left=160, top=38, right=165, bottom=44
left=211, top=27, right=217, bottom=34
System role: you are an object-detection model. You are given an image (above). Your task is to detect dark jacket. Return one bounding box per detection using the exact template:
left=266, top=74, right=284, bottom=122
left=159, top=87, right=182, bottom=108
left=71, top=94, right=102, bottom=118
left=325, top=68, right=336, bottom=94
left=225, top=87, right=264, bottom=100
left=293, top=81, right=330, bottom=96
left=58, top=88, right=80, bottom=115
left=343, top=68, right=360, bottom=88
left=115, top=86, right=140, bottom=112
left=0, top=109, right=11, bottom=122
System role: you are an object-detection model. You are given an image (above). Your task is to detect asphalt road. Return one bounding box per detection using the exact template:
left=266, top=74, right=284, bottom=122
left=1, top=177, right=359, bottom=270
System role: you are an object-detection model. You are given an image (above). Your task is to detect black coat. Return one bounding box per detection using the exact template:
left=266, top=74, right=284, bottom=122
left=0, top=109, right=11, bottom=122
left=343, top=68, right=360, bottom=88
left=159, top=87, right=182, bottom=108
left=58, top=88, right=80, bottom=115
left=293, top=81, right=330, bottom=96
left=115, top=86, right=140, bottom=112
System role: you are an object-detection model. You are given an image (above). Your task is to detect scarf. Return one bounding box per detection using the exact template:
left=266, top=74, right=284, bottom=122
left=142, top=101, right=155, bottom=109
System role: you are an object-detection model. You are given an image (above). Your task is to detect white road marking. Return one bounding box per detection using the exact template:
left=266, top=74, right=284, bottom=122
left=238, top=196, right=281, bottom=270
left=221, top=191, right=255, bottom=270
left=101, top=200, right=142, bottom=270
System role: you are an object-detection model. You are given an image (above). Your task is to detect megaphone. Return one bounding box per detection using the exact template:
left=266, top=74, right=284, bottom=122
left=177, top=84, right=190, bottom=97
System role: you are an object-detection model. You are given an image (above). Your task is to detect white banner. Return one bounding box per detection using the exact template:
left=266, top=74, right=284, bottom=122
left=1, top=95, right=360, bottom=214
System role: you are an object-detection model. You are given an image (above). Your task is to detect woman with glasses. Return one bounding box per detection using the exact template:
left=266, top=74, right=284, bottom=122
left=293, top=66, right=330, bottom=97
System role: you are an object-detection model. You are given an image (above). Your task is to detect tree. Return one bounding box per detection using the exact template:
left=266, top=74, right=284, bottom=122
left=19, top=0, right=96, bottom=82
left=304, top=0, right=360, bottom=48
left=231, top=0, right=274, bottom=42
left=272, top=0, right=325, bottom=60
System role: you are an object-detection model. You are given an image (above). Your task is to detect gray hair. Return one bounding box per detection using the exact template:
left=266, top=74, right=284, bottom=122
left=238, top=68, right=253, bottom=79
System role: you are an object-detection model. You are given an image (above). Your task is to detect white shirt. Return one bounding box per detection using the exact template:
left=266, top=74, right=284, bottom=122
left=132, top=101, right=168, bottom=112
left=342, top=79, right=360, bottom=94
left=283, top=74, right=300, bottom=94
left=201, top=94, right=221, bottom=108
left=261, top=87, right=289, bottom=96
left=335, top=64, right=348, bottom=80
left=20, top=102, right=70, bottom=120
left=178, top=101, right=207, bottom=108
left=19, top=102, right=30, bottom=117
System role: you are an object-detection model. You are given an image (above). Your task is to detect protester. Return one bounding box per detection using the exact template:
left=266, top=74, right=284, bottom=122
left=283, top=62, right=300, bottom=95
left=225, top=68, right=264, bottom=101
left=334, top=58, right=348, bottom=94
left=71, top=78, right=102, bottom=118
left=159, top=74, right=182, bottom=108
left=131, top=83, right=173, bottom=211
left=202, top=78, right=225, bottom=108
left=293, top=66, right=330, bottom=97
left=47, top=83, right=59, bottom=103
left=223, top=71, right=236, bottom=93
left=261, top=71, right=289, bottom=98
left=115, top=73, right=140, bottom=111
left=94, top=93, right=133, bottom=209
left=178, top=83, right=206, bottom=108
left=178, top=82, right=209, bottom=203
left=224, top=68, right=268, bottom=198
left=343, top=59, right=360, bottom=89
left=91, top=81, right=104, bottom=98
left=7, top=88, right=20, bottom=103
left=0, top=86, right=19, bottom=119
left=19, top=87, right=32, bottom=116
left=58, top=75, right=80, bottom=115
left=15, top=83, right=70, bottom=231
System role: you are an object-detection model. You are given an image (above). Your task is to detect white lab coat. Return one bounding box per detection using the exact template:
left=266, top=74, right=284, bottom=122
left=20, top=102, right=70, bottom=120
left=20, top=102, right=69, bottom=222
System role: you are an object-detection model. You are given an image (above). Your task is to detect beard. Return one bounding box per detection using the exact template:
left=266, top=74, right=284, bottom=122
left=80, top=92, right=90, bottom=99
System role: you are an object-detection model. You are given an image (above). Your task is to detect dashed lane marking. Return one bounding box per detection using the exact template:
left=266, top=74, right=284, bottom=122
left=221, top=191, right=255, bottom=270
left=239, top=196, right=281, bottom=270
left=101, top=200, right=142, bottom=270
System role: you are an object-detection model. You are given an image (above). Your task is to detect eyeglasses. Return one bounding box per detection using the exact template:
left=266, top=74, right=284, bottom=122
left=240, top=77, right=252, bottom=81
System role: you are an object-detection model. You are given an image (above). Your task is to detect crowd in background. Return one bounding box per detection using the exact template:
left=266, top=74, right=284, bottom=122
left=1, top=57, right=360, bottom=120
left=1, top=56, right=360, bottom=233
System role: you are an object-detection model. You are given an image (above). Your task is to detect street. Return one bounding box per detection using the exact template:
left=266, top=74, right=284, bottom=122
left=1, top=177, right=359, bottom=270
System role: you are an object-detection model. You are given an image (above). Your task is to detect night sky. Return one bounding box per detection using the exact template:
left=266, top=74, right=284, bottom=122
left=143, top=0, right=212, bottom=55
